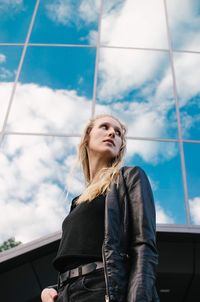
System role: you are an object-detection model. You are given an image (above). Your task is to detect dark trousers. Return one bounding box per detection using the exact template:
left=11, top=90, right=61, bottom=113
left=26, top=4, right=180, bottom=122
left=57, top=268, right=106, bottom=302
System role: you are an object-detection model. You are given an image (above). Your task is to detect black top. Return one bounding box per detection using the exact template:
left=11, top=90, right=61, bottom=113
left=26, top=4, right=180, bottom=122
left=53, top=194, right=105, bottom=272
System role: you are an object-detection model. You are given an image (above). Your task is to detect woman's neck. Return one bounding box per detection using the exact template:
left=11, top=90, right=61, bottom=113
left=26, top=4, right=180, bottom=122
left=89, top=157, right=109, bottom=183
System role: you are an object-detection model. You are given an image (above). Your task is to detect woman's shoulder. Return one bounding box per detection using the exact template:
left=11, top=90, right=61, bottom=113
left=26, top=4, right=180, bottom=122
left=120, top=165, right=149, bottom=183
left=119, top=166, right=151, bottom=190
left=120, top=165, right=146, bottom=175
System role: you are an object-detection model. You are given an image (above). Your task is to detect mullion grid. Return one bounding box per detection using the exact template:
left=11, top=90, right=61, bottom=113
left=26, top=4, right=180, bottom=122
left=0, top=0, right=199, bottom=228
left=163, top=0, right=191, bottom=226
left=0, top=0, right=40, bottom=146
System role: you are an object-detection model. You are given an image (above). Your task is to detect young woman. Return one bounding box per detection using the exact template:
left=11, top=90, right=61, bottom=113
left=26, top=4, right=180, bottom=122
left=41, top=115, right=159, bottom=302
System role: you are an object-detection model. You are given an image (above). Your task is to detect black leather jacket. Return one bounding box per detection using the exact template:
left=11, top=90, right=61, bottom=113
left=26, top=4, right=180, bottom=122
left=102, top=166, right=159, bottom=302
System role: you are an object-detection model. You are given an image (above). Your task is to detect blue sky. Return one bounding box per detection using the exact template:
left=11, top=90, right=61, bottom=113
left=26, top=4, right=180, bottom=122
left=0, top=0, right=200, bottom=244
left=125, top=141, right=186, bottom=224
left=0, top=0, right=35, bottom=43
left=30, top=0, right=99, bottom=45
left=184, top=143, right=200, bottom=199
left=20, top=46, right=96, bottom=95
left=0, top=46, right=22, bottom=81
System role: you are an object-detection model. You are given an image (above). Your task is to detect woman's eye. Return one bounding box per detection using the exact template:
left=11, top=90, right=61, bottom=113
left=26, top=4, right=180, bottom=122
left=116, top=130, right=121, bottom=136
left=101, top=124, right=107, bottom=129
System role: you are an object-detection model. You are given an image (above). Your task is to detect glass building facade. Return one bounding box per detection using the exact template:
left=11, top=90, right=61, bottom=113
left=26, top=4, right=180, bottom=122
left=0, top=0, right=200, bottom=246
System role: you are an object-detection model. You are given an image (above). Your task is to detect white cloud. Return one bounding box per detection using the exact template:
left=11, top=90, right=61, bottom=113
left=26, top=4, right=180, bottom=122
left=87, top=30, right=98, bottom=44
left=167, top=0, right=200, bottom=51
left=97, top=0, right=199, bottom=104
left=79, top=0, right=100, bottom=24
left=0, top=0, right=23, bottom=14
left=98, top=48, right=167, bottom=101
left=96, top=99, right=177, bottom=154
left=6, top=82, right=92, bottom=133
left=45, top=0, right=72, bottom=25
left=189, top=197, right=200, bottom=225
left=0, top=183, right=66, bottom=243
left=0, top=53, right=6, bottom=63
left=101, top=0, right=168, bottom=48
left=2, top=80, right=177, bottom=166
left=0, top=53, right=15, bottom=80
left=45, top=0, right=100, bottom=27
left=126, top=139, right=177, bottom=165
left=0, top=133, right=81, bottom=243
left=173, top=52, right=200, bottom=105
left=0, top=67, right=14, bottom=80
left=0, top=82, right=14, bottom=131
left=155, top=202, right=175, bottom=224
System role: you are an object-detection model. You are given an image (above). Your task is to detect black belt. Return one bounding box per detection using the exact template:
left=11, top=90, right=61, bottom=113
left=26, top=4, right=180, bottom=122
left=59, top=261, right=104, bottom=285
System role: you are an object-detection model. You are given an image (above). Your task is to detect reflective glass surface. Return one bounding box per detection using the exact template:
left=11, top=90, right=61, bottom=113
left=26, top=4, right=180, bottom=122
left=0, top=135, right=82, bottom=244
left=167, top=0, right=200, bottom=52
left=0, top=0, right=36, bottom=43
left=30, top=0, right=100, bottom=44
left=96, top=48, right=177, bottom=139
left=125, top=140, right=186, bottom=224
left=184, top=143, right=200, bottom=225
left=101, top=0, right=168, bottom=49
left=6, top=47, right=95, bottom=133
left=173, top=52, right=200, bottom=140
left=0, top=0, right=200, bottom=248
left=0, top=46, right=22, bottom=131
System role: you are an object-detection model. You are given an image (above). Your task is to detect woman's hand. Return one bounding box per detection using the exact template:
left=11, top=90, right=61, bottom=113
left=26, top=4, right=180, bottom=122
left=41, top=288, right=58, bottom=302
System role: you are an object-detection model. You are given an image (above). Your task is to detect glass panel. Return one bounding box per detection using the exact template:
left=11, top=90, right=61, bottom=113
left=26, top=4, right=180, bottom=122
left=173, top=52, right=200, bottom=140
left=30, top=0, right=100, bottom=45
left=0, top=46, right=23, bottom=131
left=6, top=46, right=95, bottom=133
left=184, top=143, right=200, bottom=225
left=125, top=140, right=186, bottom=224
left=167, top=0, right=200, bottom=52
left=101, top=0, right=168, bottom=49
left=96, top=48, right=178, bottom=139
left=0, top=135, right=82, bottom=244
left=0, top=0, right=36, bottom=43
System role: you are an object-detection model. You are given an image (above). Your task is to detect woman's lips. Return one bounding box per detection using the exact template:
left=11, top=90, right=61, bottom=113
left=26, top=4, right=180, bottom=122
left=103, top=139, right=115, bottom=146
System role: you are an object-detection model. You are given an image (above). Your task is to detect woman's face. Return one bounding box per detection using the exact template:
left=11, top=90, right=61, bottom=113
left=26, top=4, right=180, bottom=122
left=87, top=116, right=123, bottom=162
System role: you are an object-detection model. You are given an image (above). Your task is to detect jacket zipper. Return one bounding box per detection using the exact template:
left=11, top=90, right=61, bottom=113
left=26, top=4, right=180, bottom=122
left=102, top=243, right=110, bottom=302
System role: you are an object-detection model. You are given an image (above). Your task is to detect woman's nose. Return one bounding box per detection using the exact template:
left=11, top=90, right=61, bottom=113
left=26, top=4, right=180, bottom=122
left=108, top=128, right=115, bottom=137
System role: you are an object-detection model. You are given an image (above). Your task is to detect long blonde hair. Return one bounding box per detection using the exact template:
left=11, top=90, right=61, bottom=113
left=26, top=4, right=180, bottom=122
left=76, top=114, right=127, bottom=204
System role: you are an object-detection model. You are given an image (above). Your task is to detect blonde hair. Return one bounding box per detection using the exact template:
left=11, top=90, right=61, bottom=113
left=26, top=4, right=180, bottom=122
left=76, top=114, right=127, bottom=204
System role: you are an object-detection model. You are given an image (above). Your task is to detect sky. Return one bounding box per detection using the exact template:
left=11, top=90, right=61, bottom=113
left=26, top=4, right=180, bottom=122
left=0, top=0, right=200, bottom=244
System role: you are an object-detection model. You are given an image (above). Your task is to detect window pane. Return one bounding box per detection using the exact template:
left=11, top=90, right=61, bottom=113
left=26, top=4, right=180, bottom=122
left=0, top=46, right=23, bottom=131
left=101, top=0, right=168, bottom=49
left=173, top=52, right=200, bottom=140
left=30, top=0, right=100, bottom=45
left=0, top=0, right=36, bottom=43
left=6, top=46, right=96, bottom=133
left=184, top=143, right=200, bottom=225
left=125, top=140, right=186, bottom=224
left=167, top=0, right=200, bottom=52
left=0, top=135, right=82, bottom=244
left=96, top=48, right=178, bottom=139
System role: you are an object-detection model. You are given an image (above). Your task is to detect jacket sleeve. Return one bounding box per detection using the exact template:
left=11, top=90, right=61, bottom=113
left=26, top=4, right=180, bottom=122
left=124, top=166, right=159, bottom=302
